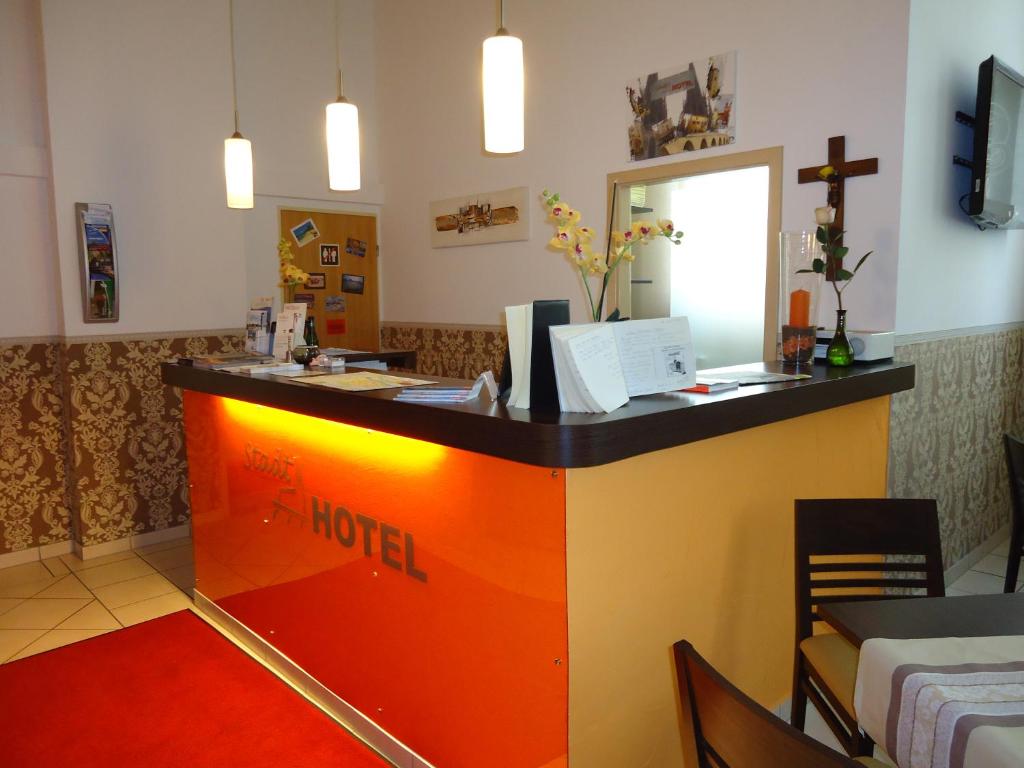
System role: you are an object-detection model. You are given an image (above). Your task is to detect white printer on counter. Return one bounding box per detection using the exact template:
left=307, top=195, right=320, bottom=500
left=814, top=329, right=895, bottom=362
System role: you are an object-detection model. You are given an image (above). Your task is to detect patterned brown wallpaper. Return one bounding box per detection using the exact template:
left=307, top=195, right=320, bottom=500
left=0, top=332, right=244, bottom=555
left=0, top=342, right=71, bottom=554
left=889, top=327, right=1024, bottom=568
left=381, top=323, right=506, bottom=380
left=63, top=333, right=244, bottom=547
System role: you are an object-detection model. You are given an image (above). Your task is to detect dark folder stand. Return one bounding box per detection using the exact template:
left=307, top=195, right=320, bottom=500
left=498, top=299, right=570, bottom=413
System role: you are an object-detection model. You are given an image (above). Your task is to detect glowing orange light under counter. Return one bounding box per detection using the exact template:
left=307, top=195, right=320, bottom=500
left=181, top=391, right=569, bottom=768
left=218, top=395, right=446, bottom=473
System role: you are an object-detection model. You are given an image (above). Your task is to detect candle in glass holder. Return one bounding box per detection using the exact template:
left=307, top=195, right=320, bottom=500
left=789, top=288, right=810, bottom=328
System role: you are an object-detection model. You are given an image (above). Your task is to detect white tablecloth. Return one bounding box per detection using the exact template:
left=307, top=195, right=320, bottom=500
left=853, top=635, right=1024, bottom=768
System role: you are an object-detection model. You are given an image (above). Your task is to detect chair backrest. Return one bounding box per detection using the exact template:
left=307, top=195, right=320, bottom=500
left=673, top=640, right=862, bottom=767
left=794, top=498, right=945, bottom=642
left=1006, top=434, right=1024, bottom=527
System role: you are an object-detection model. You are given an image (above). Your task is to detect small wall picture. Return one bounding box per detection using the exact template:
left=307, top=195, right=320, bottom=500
left=320, top=243, right=340, bottom=267
left=429, top=186, right=530, bottom=248
left=345, top=237, right=367, bottom=257
left=626, top=50, right=737, bottom=162
left=290, top=217, right=320, bottom=248
left=305, top=272, right=326, bottom=289
left=341, top=273, right=365, bottom=294
left=325, top=294, right=347, bottom=313
left=292, top=293, right=315, bottom=305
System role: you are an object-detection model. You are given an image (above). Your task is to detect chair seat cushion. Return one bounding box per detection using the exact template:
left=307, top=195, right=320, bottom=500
left=799, top=632, right=859, bottom=718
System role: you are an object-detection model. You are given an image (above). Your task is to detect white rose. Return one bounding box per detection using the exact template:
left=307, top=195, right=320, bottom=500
left=814, top=206, right=836, bottom=225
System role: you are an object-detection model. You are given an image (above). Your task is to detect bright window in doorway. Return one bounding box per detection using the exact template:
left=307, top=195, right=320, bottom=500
left=611, top=148, right=780, bottom=370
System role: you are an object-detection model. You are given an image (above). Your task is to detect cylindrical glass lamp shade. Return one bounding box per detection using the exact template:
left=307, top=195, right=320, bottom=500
left=326, top=100, right=361, bottom=191
left=482, top=33, right=524, bottom=153
left=779, top=231, right=824, bottom=364
left=224, top=135, right=254, bottom=209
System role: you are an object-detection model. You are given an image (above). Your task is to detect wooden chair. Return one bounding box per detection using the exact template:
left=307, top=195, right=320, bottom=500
left=791, top=498, right=945, bottom=757
left=673, top=639, right=886, bottom=767
left=1005, top=434, right=1024, bottom=593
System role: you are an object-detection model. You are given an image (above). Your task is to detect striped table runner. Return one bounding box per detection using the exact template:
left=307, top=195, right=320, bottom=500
left=853, top=635, right=1024, bottom=768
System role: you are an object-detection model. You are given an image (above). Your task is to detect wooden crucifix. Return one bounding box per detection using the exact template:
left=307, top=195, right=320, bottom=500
left=798, top=135, right=878, bottom=279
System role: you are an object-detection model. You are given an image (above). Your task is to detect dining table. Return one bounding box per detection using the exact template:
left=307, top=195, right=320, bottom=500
left=818, top=593, right=1024, bottom=768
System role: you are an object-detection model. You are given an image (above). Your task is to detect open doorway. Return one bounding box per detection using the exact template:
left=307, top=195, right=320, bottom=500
left=608, top=147, right=782, bottom=369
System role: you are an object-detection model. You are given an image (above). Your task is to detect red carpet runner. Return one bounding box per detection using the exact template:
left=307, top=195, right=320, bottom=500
left=0, top=610, right=390, bottom=767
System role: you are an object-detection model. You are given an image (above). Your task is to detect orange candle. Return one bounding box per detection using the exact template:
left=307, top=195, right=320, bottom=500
left=789, top=289, right=810, bottom=327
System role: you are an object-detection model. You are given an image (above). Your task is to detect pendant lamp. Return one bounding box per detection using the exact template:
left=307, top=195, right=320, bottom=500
left=326, top=0, right=361, bottom=191
left=482, top=0, right=524, bottom=154
left=224, top=0, right=253, bottom=209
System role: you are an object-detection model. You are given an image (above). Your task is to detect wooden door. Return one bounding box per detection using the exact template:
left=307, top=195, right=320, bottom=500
left=279, top=209, right=379, bottom=351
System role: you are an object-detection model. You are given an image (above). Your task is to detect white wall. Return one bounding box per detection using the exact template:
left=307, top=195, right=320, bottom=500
left=0, top=0, right=61, bottom=338
left=375, top=0, right=911, bottom=329
left=895, top=0, right=1024, bottom=336
left=39, top=0, right=380, bottom=337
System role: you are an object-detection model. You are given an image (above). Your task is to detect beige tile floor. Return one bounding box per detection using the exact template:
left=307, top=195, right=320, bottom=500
left=0, top=538, right=194, bottom=663
left=948, top=536, right=1023, bottom=595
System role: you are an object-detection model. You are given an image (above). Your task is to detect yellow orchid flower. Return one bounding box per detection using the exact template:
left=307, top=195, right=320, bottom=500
left=631, top=221, right=655, bottom=241
left=588, top=253, right=609, bottom=275
left=549, top=226, right=576, bottom=250
left=542, top=188, right=683, bottom=321
left=549, top=201, right=572, bottom=221
left=573, top=241, right=599, bottom=265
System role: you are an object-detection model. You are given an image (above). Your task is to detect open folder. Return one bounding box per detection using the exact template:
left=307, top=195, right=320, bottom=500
left=549, top=317, right=696, bottom=413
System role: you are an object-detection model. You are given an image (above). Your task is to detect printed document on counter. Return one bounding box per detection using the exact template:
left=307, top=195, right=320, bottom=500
left=549, top=317, right=695, bottom=413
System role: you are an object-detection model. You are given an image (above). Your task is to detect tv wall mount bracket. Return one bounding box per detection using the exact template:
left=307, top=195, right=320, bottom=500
left=953, top=111, right=975, bottom=170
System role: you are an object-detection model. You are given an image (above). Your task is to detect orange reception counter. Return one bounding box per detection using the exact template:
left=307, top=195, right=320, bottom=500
left=162, top=360, right=914, bottom=768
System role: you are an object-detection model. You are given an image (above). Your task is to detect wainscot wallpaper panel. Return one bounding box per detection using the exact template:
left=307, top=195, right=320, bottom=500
left=63, top=333, right=244, bottom=547
left=889, top=327, right=1024, bottom=569
left=380, top=323, right=506, bottom=380
left=0, top=342, right=71, bottom=555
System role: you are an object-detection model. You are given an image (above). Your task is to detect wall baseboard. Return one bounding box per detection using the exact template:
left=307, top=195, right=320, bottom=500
left=71, top=523, right=192, bottom=561
left=944, top=522, right=1010, bottom=587
left=0, top=539, right=74, bottom=570
left=193, top=590, right=434, bottom=768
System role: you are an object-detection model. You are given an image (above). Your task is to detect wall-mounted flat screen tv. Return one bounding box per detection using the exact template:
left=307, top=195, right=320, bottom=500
left=968, top=56, right=1024, bottom=229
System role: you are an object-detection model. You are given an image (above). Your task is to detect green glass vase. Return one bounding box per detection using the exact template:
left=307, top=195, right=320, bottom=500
left=827, top=309, right=854, bottom=367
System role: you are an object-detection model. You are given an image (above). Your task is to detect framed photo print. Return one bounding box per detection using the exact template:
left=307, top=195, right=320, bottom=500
left=305, top=272, right=326, bottom=289
left=76, top=202, right=119, bottom=323
left=341, top=273, right=365, bottom=294
left=320, top=243, right=340, bottom=267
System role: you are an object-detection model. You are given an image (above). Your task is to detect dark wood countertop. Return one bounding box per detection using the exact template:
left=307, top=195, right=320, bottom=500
left=162, top=360, right=914, bottom=468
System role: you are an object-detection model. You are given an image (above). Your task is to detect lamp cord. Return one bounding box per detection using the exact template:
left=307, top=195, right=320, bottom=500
left=499, top=0, right=504, bottom=29
left=335, top=0, right=344, bottom=100
left=228, top=0, right=239, bottom=133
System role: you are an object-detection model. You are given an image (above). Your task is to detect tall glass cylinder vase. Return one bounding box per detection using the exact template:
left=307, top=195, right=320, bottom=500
left=779, top=231, right=824, bottom=365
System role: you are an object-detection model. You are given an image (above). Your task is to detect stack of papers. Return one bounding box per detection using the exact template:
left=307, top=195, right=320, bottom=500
left=505, top=304, right=533, bottom=409
left=306, top=372, right=435, bottom=392
left=393, top=372, right=498, bottom=404
left=549, top=317, right=696, bottom=413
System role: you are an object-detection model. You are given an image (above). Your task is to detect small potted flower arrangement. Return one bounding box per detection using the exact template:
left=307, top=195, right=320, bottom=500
left=796, top=204, right=873, bottom=366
